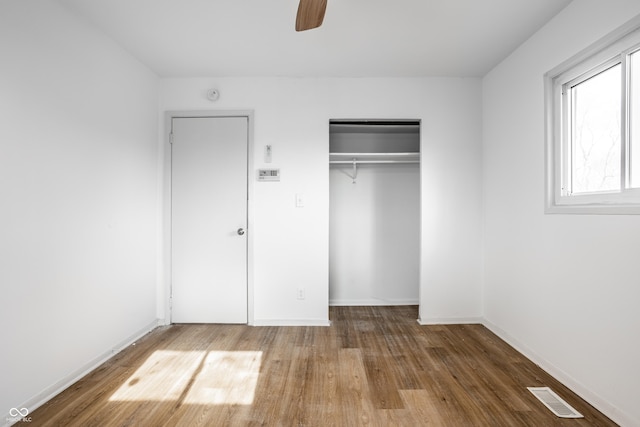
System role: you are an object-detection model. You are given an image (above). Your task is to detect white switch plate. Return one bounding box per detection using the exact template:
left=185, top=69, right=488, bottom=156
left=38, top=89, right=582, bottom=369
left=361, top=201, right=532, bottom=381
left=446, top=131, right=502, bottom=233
left=295, top=193, right=304, bottom=207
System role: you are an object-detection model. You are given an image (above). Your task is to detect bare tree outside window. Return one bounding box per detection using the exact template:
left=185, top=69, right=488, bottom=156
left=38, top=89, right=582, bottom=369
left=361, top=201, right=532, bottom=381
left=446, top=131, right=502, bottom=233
left=571, top=64, right=621, bottom=194
left=546, top=23, right=640, bottom=213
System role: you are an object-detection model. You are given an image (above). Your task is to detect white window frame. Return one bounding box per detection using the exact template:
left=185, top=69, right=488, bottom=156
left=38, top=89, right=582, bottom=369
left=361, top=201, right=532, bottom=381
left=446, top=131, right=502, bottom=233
left=545, top=16, right=640, bottom=214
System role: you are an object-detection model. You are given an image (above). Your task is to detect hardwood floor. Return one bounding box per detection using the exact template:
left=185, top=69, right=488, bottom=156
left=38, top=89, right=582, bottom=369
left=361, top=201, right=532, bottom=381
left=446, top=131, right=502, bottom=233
left=24, top=306, right=616, bottom=426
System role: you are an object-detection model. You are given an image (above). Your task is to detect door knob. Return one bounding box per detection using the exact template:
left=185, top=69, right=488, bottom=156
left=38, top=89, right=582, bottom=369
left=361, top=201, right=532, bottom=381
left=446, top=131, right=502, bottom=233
left=237, top=228, right=245, bottom=236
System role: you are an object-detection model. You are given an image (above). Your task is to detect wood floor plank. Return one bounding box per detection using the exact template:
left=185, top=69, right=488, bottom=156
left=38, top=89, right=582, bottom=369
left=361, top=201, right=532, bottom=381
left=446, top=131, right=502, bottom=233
left=399, top=389, right=448, bottom=427
left=21, top=306, right=618, bottom=426
left=336, top=348, right=377, bottom=425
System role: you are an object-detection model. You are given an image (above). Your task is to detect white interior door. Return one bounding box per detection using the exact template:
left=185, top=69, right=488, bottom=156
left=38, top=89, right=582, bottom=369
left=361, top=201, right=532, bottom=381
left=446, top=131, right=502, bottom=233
left=171, top=116, right=248, bottom=323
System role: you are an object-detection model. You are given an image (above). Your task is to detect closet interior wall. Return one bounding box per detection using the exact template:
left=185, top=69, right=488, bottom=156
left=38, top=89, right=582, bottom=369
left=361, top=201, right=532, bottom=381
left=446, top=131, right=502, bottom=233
left=329, top=121, right=420, bottom=306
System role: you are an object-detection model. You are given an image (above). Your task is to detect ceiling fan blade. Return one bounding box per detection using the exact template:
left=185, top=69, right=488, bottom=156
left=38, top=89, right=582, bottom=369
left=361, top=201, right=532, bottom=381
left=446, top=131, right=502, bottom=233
left=296, top=0, right=327, bottom=31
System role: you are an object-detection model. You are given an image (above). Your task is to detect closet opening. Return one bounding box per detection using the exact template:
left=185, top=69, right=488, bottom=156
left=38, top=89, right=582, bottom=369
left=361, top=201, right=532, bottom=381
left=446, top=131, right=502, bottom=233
left=329, top=119, right=421, bottom=310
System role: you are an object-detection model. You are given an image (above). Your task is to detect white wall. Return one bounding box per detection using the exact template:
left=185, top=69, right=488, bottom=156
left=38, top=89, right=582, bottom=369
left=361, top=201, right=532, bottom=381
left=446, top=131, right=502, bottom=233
left=482, top=1, right=640, bottom=425
left=330, top=164, right=420, bottom=305
left=0, top=0, right=159, bottom=420
left=160, top=77, right=483, bottom=325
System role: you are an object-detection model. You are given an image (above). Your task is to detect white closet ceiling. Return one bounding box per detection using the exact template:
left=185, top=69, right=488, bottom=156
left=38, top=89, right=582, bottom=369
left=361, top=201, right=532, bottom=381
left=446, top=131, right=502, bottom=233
left=56, top=0, right=572, bottom=78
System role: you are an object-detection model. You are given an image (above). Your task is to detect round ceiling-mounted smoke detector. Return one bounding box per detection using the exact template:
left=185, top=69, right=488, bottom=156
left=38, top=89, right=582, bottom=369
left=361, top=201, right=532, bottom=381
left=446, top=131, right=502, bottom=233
left=206, top=88, right=220, bottom=102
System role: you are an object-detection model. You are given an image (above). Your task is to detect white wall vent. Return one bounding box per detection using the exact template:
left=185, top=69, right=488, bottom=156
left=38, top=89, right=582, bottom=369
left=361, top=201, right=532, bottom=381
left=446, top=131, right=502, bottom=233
left=527, top=387, right=583, bottom=418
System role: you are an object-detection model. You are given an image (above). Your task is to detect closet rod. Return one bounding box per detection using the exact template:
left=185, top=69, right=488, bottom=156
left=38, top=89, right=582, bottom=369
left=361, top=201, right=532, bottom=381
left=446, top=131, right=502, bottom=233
left=329, top=152, right=418, bottom=157
left=330, top=160, right=419, bottom=164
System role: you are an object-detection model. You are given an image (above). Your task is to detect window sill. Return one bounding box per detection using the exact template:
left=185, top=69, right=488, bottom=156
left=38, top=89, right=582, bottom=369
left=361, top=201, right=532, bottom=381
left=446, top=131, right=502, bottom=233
left=545, top=201, right=640, bottom=215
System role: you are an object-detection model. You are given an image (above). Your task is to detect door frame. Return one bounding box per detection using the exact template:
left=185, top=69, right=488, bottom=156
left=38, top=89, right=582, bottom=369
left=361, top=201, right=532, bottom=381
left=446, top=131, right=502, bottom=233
left=163, top=110, right=255, bottom=325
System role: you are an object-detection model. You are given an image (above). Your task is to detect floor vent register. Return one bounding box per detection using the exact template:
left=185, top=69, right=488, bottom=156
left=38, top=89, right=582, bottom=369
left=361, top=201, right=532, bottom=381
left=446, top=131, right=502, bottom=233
left=527, top=387, right=583, bottom=418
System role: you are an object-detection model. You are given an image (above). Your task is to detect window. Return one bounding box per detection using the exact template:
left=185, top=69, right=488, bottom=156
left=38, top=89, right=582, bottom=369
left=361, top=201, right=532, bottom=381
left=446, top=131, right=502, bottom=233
left=545, top=18, right=640, bottom=214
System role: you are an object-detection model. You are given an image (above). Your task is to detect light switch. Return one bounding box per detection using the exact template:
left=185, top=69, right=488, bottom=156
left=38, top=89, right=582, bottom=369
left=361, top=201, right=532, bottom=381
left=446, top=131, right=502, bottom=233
left=295, top=193, right=304, bottom=207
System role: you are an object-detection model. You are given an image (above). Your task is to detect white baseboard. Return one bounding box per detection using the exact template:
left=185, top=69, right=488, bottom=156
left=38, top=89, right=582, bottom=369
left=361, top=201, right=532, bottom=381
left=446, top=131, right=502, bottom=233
left=329, top=299, right=419, bottom=306
left=417, top=316, right=483, bottom=325
left=482, top=319, right=636, bottom=427
left=251, top=319, right=331, bottom=327
left=3, top=319, right=160, bottom=427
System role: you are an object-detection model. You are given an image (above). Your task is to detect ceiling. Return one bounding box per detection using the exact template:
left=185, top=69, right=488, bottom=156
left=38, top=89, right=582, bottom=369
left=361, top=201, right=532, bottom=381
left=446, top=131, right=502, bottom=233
left=57, top=0, right=573, bottom=78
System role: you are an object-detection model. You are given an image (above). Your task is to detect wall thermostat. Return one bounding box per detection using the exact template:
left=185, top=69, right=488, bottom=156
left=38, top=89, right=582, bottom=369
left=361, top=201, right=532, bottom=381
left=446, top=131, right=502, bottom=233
left=257, top=169, right=280, bottom=181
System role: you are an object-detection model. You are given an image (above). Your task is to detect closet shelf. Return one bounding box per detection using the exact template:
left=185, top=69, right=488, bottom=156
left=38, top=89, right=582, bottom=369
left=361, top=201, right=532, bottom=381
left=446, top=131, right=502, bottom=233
left=329, top=152, right=420, bottom=164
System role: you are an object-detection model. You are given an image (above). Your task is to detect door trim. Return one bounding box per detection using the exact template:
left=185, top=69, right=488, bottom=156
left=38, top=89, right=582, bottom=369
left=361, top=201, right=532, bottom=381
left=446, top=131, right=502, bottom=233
left=163, top=110, right=254, bottom=325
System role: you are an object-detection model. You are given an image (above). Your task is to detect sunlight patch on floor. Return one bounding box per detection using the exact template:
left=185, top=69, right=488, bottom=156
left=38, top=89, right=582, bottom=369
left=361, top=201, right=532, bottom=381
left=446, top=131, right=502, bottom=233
left=109, top=350, right=262, bottom=405
left=184, top=351, right=262, bottom=405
